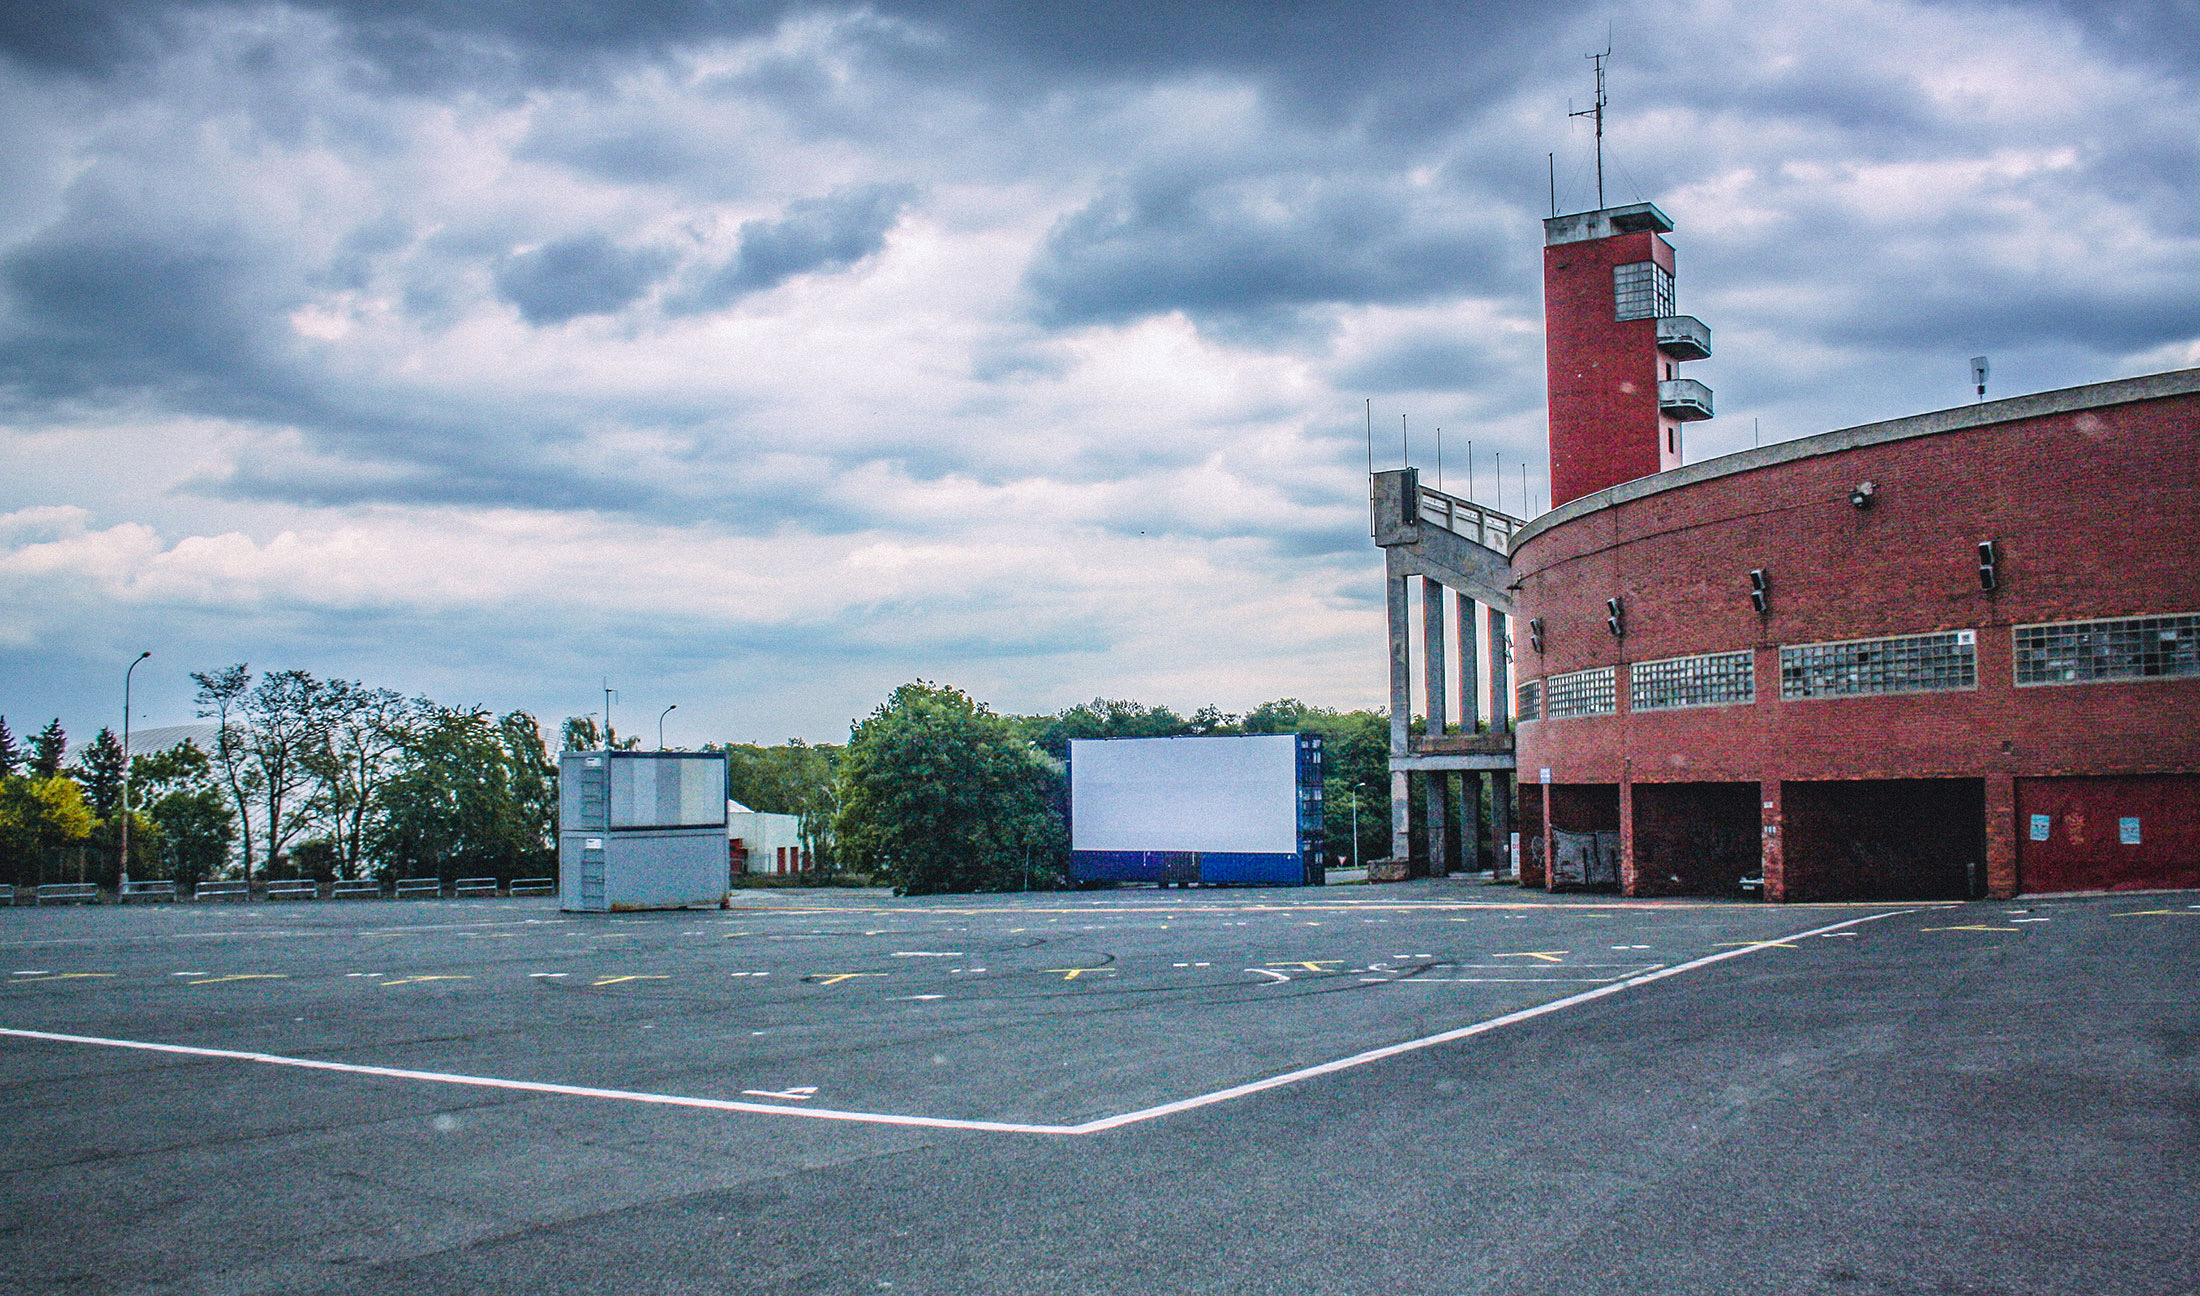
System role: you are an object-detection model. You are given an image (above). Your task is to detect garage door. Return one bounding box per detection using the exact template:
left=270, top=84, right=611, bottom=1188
left=2016, top=775, right=2200, bottom=894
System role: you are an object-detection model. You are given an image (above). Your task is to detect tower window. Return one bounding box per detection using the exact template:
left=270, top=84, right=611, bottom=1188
left=1613, top=261, right=1674, bottom=321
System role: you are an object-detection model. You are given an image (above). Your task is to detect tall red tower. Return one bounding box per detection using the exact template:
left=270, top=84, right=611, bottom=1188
left=1542, top=201, right=1712, bottom=507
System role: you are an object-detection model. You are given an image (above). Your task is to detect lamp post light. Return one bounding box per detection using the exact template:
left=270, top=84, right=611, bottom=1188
left=658, top=703, right=677, bottom=751
left=1351, top=782, right=1366, bottom=871
left=120, top=650, right=151, bottom=895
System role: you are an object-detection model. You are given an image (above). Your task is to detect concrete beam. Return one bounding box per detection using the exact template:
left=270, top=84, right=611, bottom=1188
left=1388, top=753, right=1518, bottom=773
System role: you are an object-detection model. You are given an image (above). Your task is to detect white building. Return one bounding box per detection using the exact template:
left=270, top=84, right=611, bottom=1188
left=727, top=800, right=808, bottom=875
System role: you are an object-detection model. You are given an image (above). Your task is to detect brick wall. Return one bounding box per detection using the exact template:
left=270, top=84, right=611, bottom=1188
left=1544, top=230, right=1674, bottom=506
left=1509, top=382, right=2200, bottom=897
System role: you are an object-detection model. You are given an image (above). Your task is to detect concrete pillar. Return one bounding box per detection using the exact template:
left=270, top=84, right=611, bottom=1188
left=1491, top=772, right=1513, bottom=877
left=1390, top=769, right=1411, bottom=865
left=1618, top=770, right=1639, bottom=897
left=1541, top=776, right=1556, bottom=892
left=1425, top=771, right=1451, bottom=877
left=1421, top=579, right=1449, bottom=877
left=1487, top=607, right=1514, bottom=880
left=1486, top=606, right=1511, bottom=728
left=1760, top=780, right=1785, bottom=902
left=1422, top=577, right=1448, bottom=739
left=1984, top=773, right=2017, bottom=899
left=1461, top=768, right=1485, bottom=873
left=1386, top=563, right=1412, bottom=863
left=1457, top=594, right=1482, bottom=731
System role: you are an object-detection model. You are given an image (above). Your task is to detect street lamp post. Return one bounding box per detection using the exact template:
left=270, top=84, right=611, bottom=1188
left=658, top=703, right=677, bottom=750
left=120, top=650, right=151, bottom=895
left=1351, top=782, right=1366, bottom=871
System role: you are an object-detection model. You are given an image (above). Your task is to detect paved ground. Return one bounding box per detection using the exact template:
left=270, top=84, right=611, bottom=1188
left=1, top=882, right=2194, bottom=1294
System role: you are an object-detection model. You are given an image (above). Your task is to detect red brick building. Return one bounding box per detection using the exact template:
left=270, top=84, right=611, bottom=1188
left=1510, top=204, right=2200, bottom=901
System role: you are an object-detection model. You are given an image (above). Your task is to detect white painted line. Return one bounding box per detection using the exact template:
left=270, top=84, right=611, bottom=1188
left=1, top=910, right=1912, bottom=1139
left=1061, top=910, right=1913, bottom=1135
left=0, top=1026, right=1080, bottom=1135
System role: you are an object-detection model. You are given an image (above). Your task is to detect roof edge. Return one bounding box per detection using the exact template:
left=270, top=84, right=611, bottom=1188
left=1512, top=366, right=2200, bottom=552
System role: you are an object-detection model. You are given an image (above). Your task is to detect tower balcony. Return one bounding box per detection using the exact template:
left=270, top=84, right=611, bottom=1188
left=1658, top=378, right=1714, bottom=421
left=1655, top=315, right=1712, bottom=361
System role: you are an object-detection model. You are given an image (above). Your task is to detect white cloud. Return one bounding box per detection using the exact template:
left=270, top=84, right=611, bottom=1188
left=1, top=0, right=2194, bottom=741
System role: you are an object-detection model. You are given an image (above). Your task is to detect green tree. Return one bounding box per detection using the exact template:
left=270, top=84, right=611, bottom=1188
left=192, top=665, right=258, bottom=882
left=366, top=707, right=554, bottom=884
left=558, top=714, right=640, bottom=751
left=130, top=740, right=237, bottom=888
left=1013, top=697, right=1196, bottom=760
left=835, top=682, right=1066, bottom=895
left=241, top=669, right=322, bottom=878
left=0, top=774, right=98, bottom=887
left=29, top=719, right=66, bottom=777
left=559, top=715, right=601, bottom=751
left=71, top=728, right=127, bottom=885
left=0, top=717, right=20, bottom=777
left=301, top=682, right=419, bottom=880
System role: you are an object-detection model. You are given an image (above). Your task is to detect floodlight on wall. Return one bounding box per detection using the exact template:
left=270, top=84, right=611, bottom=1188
left=1977, top=540, right=1999, bottom=592
left=1606, top=596, right=1624, bottom=639
left=1528, top=617, right=1546, bottom=654
left=1849, top=480, right=1876, bottom=509
left=1748, top=568, right=1770, bottom=614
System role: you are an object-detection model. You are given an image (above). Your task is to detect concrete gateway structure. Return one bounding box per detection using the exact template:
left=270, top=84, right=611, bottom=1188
left=1375, top=200, right=2200, bottom=901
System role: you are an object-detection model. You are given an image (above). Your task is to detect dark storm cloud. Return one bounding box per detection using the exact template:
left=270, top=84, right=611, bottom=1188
left=0, top=220, right=305, bottom=422
left=494, top=234, right=671, bottom=325
left=1333, top=336, right=1506, bottom=396
left=1026, top=172, right=1500, bottom=330
left=674, top=184, right=913, bottom=312
left=3, top=1, right=1579, bottom=118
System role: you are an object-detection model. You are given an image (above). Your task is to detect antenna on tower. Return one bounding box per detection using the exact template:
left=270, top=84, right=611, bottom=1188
left=1569, top=46, right=1611, bottom=211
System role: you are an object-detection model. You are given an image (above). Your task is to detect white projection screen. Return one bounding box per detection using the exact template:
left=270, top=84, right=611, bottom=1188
left=1070, top=735, right=1299, bottom=854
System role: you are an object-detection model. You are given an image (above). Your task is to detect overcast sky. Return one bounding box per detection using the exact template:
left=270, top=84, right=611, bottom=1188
left=3, top=0, right=2196, bottom=746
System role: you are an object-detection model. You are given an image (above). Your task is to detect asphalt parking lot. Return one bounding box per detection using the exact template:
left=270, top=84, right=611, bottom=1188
left=2, top=882, right=2194, bottom=1295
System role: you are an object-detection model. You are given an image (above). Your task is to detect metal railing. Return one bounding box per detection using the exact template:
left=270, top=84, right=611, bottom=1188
left=1415, top=483, right=1524, bottom=553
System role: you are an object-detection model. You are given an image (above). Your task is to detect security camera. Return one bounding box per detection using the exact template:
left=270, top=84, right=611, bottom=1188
left=1849, top=481, right=1876, bottom=509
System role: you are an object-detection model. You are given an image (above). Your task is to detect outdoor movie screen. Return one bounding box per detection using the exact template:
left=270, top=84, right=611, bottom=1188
left=1069, top=734, right=1300, bottom=855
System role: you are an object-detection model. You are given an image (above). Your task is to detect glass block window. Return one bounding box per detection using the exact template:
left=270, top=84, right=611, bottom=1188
left=2014, top=613, right=2200, bottom=686
left=1516, top=679, right=1543, bottom=723
left=1613, top=261, right=1674, bottom=321
left=1780, top=630, right=1977, bottom=700
left=1630, top=651, right=1756, bottom=712
left=1545, top=667, right=1619, bottom=718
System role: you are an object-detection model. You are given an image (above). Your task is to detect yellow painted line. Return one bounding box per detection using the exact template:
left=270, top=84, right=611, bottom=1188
left=1261, top=961, right=1344, bottom=972
left=1042, top=968, right=1116, bottom=980
left=188, top=974, right=288, bottom=986
left=804, top=973, right=886, bottom=986
left=1491, top=951, right=1569, bottom=963
left=9, top=972, right=118, bottom=982
left=1714, top=940, right=1800, bottom=949
left=590, top=975, right=671, bottom=987
left=1919, top=925, right=2022, bottom=933
left=377, top=975, right=472, bottom=987
left=2109, top=910, right=2200, bottom=917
